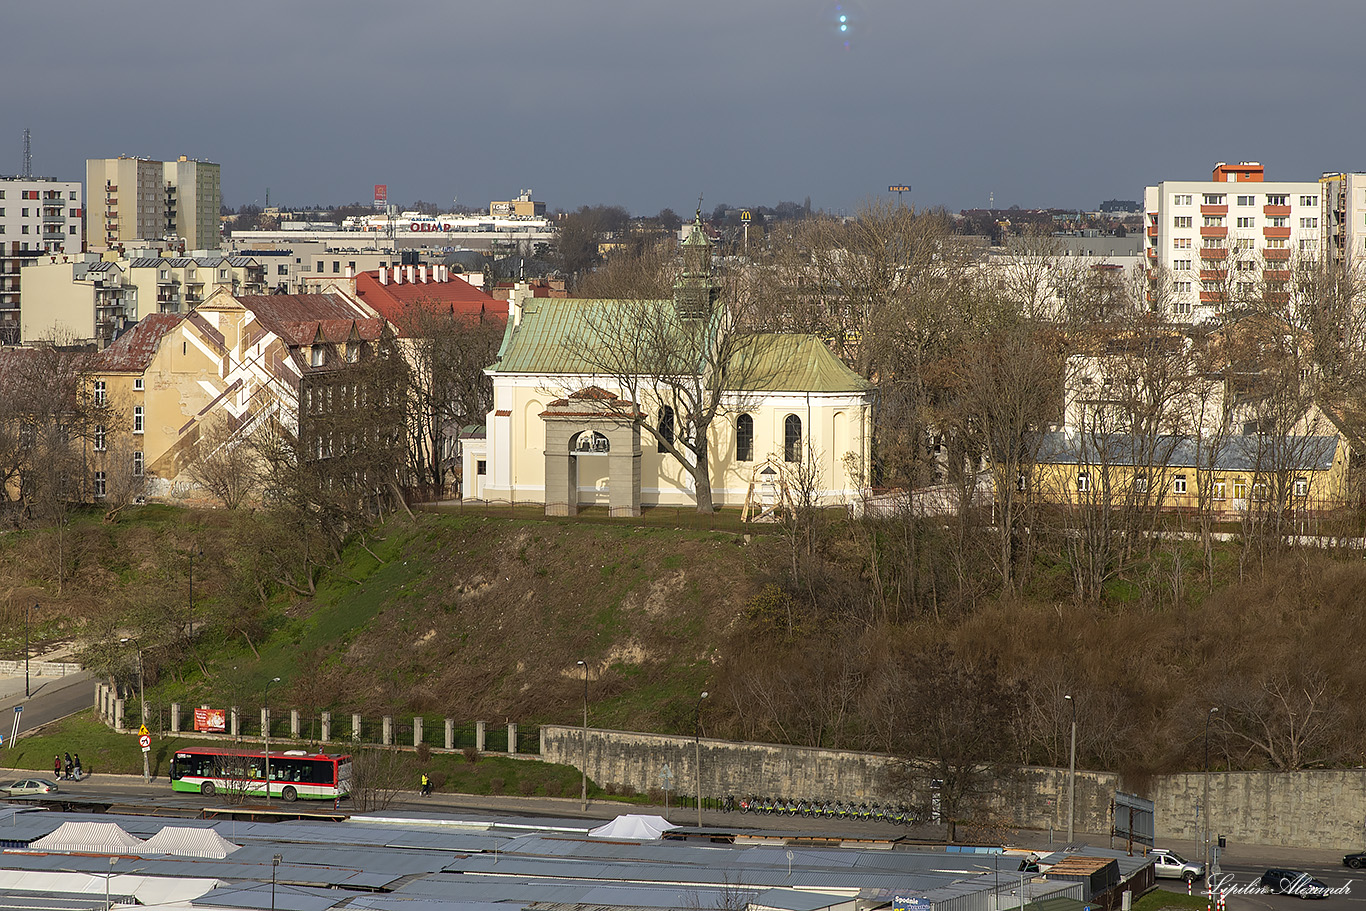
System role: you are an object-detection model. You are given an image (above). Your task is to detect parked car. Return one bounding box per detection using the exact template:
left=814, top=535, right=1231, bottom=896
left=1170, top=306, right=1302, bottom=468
left=1344, top=851, right=1366, bottom=869
left=1149, top=849, right=1205, bottom=882
left=0, top=778, right=60, bottom=796
left=1260, top=869, right=1330, bottom=899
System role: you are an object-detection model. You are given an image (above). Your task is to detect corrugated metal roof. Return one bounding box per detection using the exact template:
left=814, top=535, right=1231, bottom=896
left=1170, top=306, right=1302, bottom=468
left=728, top=334, right=870, bottom=394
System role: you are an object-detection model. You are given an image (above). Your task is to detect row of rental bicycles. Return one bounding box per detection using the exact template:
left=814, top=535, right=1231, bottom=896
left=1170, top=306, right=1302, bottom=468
left=731, top=795, right=919, bottom=824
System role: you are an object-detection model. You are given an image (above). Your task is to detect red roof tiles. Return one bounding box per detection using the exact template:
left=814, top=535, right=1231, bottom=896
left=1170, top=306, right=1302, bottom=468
left=353, top=271, right=504, bottom=334
left=97, top=313, right=184, bottom=373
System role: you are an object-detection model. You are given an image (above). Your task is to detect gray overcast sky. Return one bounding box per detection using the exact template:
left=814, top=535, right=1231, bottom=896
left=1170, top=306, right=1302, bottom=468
left=7, top=1, right=1366, bottom=216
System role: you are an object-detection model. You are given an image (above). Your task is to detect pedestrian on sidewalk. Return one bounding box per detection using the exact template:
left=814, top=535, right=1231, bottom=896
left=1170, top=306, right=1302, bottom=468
left=64, top=753, right=73, bottom=780
left=421, top=773, right=431, bottom=797
left=53, top=754, right=61, bottom=780
left=73, top=754, right=82, bottom=781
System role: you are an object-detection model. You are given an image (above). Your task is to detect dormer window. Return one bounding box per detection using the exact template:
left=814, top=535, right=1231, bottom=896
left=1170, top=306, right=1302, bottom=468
left=346, top=344, right=359, bottom=364
left=311, top=346, right=326, bottom=368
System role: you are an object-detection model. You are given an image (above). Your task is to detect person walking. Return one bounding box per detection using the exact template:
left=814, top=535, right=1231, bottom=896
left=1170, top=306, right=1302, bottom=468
left=420, top=773, right=431, bottom=797
left=73, top=754, right=82, bottom=781
left=53, top=754, right=62, bottom=780
left=64, top=753, right=73, bottom=780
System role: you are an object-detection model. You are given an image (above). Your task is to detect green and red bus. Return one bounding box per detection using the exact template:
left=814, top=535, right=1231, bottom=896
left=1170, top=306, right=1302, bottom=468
left=170, top=747, right=352, bottom=802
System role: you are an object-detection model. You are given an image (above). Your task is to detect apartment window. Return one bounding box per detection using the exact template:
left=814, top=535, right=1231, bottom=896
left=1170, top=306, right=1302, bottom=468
left=1269, top=216, right=1288, bottom=227
left=1237, top=195, right=1256, bottom=206
left=316, top=260, right=324, bottom=272
left=1301, top=239, right=1318, bottom=253
left=1294, top=476, right=1308, bottom=497
left=1213, top=479, right=1226, bottom=500
left=219, top=269, right=228, bottom=279
left=348, top=261, right=356, bottom=272
left=1238, top=260, right=1256, bottom=271
left=1202, top=280, right=1219, bottom=292
left=1202, top=194, right=1225, bottom=205
left=1202, top=237, right=1225, bottom=248
left=1173, top=259, right=1192, bottom=271
left=1173, top=281, right=1192, bottom=293
left=1203, top=215, right=1225, bottom=227
left=21, top=225, right=28, bottom=234
left=1134, top=475, right=1148, bottom=493
left=1266, top=238, right=1288, bottom=249
left=133, top=406, right=144, bottom=434
left=93, top=471, right=106, bottom=499
left=736, top=413, right=754, bottom=462
left=1237, top=282, right=1255, bottom=295
left=1266, top=194, right=1288, bottom=206
left=1233, top=478, right=1248, bottom=500
left=1300, top=217, right=1318, bottom=228
left=93, top=380, right=106, bottom=405
left=69, top=191, right=76, bottom=200
left=658, top=405, right=675, bottom=452
left=1173, top=475, right=1188, bottom=495
left=1236, top=217, right=1255, bottom=228
left=1174, top=237, right=1192, bottom=249
left=94, top=425, right=107, bottom=451
left=0, top=190, right=5, bottom=199
left=1174, top=216, right=1192, bottom=228
left=345, top=343, right=359, bottom=364
left=133, top=450, right=144, bottom=477
left=332, top=261, right=341, bottom=273
left=1299, top=195, right=1318, bottom=207
left=784, top=414, right=803, bottom=463
left=134, top=377, right=144, bottom=391
left=1173, top=194, right=1192, bottom=205
left=20, top=207, right=28, bottom=217
left=277, top=265, right=288, bottom=275
left=68, top=225, right=76, bottom=235
left=311, top=346, right=325, bottom=367
left=1077, top=472, right=1090, bottom=493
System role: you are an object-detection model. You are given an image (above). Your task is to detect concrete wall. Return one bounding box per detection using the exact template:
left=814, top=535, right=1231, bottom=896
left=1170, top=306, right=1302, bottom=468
left=541, top=725, right=1366, bottom=849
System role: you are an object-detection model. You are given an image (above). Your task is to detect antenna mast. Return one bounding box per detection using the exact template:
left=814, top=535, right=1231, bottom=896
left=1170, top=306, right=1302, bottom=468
left=21, top=128, right=32, bottom=179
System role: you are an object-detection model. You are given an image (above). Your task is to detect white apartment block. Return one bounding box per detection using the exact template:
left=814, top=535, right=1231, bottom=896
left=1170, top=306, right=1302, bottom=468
left=1144, top=161, right=1320, bottom=323
left=0, top=176, right=83, bottom=343
left=21, top=252, right=265, bottom=346
left=87, top=156, right=221, bottom=253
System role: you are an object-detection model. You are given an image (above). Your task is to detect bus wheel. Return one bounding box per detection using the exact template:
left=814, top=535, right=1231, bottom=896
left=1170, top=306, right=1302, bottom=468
left=200, top=782, right=216, bottom=797
left=282, top=786, right=298, bottom=802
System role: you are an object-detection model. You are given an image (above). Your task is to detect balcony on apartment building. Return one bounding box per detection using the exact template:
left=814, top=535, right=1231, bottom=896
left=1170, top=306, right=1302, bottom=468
left=1263, top=205, right=1291, bottom=217
left=1262, top=226, right=1291, bottom=239
left=1201, top=205, right=1228, bottom=216
left=1263, top=248, right=1291, bottom=261
left=1200, top=226, right=1228, bottom=237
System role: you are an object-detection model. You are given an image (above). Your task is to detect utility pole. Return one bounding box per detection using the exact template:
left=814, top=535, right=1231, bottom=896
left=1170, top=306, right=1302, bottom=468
left=264, top=677, right=280, bottom=802
left=24, top=604, right=37, bottom=698
left=1204, top=707, right=1218, bottom=871
left=694, top=691, right=708, bottom=827
left=577, top=660, right=588, bottom=811
left=1065, top=694, right=1076, bottom=843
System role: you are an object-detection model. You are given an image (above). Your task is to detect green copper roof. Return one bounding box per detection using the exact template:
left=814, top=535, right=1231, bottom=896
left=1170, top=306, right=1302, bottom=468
left=494, top=298, right=869, bottom=395
left=727, top=333, right=871, bottom=393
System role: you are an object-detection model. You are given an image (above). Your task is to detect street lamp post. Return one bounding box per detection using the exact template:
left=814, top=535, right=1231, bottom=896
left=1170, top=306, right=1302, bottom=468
left=24, top=603, right=37, bottom=698
left=120, top=637, right=147, bottom=783
left=577, top=660, right=588, bottom=811
left=1204, top=706, right=1219, bottom=871
left=264, top=676, right=280, bottom=802
left=1065, top=694, right=1076, bottom=843
left=694, top=691, right=709, bottom=828
left=271, top=853, right=282, bottom=910
left=187, top=547, right=202, bottom=639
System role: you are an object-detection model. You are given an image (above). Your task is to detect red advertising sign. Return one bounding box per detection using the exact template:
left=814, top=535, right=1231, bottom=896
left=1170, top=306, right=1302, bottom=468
left=374, top=184, right=387, bottom=210
left=193, top=707, right=227, bottom=733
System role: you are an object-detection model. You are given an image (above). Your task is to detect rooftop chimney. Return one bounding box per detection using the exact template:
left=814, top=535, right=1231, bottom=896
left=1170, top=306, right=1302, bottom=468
left=379, top=267, right=387, bottom=285
left=418, top=265, right=427, bottom=283
left=393, top=265, right=403, bottom=284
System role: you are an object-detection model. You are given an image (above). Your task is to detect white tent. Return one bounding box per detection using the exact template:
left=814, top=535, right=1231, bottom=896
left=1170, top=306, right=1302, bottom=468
left=588, top=814, right=677, bottom=840
left=141, top=826, right=241, bottom=858
left=28, top=821, right=145, bottom=854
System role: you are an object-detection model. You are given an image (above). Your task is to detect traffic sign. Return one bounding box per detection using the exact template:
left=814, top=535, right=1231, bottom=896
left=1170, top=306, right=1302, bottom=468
left=138, top=724, right=149, bottom=736
left=13, top=705, right=21, bottom=715
left=139, top=734, right=151, bottom=750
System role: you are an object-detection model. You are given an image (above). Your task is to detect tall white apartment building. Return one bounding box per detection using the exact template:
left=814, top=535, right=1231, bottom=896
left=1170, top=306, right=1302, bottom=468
left=86, top=156, right=221, bottom=253
left=1144, top=161, right=1320, bottom=323
left=0, top=176, right=83, bottom=343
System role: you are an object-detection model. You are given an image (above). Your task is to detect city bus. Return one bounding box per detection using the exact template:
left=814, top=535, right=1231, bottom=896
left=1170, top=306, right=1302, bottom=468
left=170, top=747, right=352, bottom=802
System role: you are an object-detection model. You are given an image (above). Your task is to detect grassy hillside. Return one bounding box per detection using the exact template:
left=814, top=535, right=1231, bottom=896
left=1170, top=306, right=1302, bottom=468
left=5, top=504, right=1366, bottom=779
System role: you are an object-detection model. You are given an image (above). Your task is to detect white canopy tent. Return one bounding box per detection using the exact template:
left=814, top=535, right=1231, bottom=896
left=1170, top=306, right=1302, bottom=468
left=588, top=814, right=678, bottom=840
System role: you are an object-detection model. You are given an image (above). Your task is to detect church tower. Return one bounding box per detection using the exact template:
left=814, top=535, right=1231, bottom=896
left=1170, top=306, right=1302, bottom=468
left=673, top=209, right=720, bottom=320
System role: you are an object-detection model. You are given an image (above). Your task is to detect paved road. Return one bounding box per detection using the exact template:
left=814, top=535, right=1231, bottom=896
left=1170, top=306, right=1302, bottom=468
left=0, top=671, right=94, bottom=741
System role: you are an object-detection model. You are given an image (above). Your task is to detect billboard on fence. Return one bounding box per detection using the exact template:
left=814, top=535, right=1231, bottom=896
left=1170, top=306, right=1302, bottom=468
left=193, top=708, right=227, bottom=733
